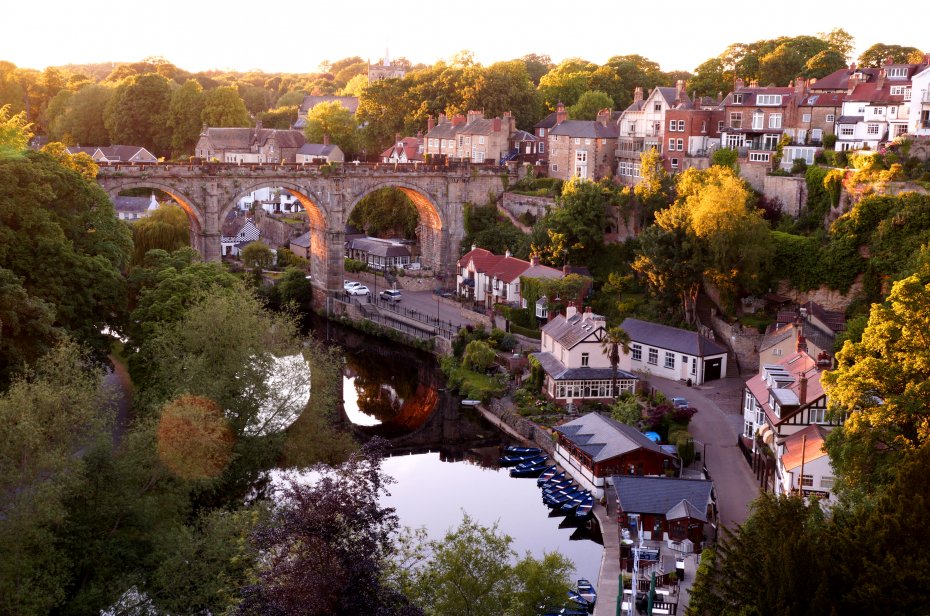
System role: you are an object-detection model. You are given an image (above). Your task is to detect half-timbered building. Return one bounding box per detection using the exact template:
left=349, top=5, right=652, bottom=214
left=554, top=413, right=677, bottom=498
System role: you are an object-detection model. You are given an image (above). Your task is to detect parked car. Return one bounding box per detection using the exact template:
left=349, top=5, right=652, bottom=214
left=380, top=289, right=402, bottom=302
left=344, top=280, right=362, bottom=291
left=347, top=285, right=370, bottom=296
left=671, top=397, right=689, bottom=409
left=404, top=262, right=421, bottom=271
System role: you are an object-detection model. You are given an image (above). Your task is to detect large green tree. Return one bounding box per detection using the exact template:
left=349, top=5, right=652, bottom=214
left=536, top=178, right=611, bottom=265
left=537, top=58, right=597, bottom=110
left=168, top=79, right=205, bottom=156
left=201, top=85, right=251, bottom=128
left=104, top=73, right=173, bottom=155
left=568, top=90, right=614, bottom=121
left=49, top=84, right=113, bottom=146
left=131, top=204, right=191, bottom=265
left=857, top=43, right=924, bottom=67
left=303, top=100, right=358, bottom=154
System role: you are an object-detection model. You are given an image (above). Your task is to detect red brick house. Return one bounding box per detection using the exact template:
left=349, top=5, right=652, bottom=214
left=554, top=413, right=676, bottom=498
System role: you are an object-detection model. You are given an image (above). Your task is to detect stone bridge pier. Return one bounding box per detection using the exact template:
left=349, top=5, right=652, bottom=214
left=97, top=162, right=524, bottom=308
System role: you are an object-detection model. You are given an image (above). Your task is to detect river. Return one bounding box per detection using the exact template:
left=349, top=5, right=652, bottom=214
left=326, top=322, right=605, bottom=583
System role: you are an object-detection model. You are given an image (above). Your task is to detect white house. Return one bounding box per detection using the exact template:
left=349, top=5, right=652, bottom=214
left=113, top=193, right=159, bottom=221
left=909, top=63, right=930, bottom=137
left=836, top=62, right=924, bottom=151
left=237, top=187, right=301, bottom=214
left=777, top=424, right=836, bottom=503
left=456, top=247, right=563, bottom=308
left=619, top=318, right=728, bottom=385
left=221, top=217, right=261, bottom=257
left=296, top=141, right=344, bottom=164
left=533, top=306, right=638, bottom=407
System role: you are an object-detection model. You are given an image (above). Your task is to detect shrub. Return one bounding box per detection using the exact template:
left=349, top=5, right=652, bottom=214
left=790, top=158, right=808, bottom=175
left=823, top=133, right=838, bottom=149
left=462, top=339, right=496, bottom=372
left=344, top=258, right=367, bottom=273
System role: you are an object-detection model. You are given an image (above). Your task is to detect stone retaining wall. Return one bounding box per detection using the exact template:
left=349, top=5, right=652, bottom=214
left=488, top=399, right=556, bottom=454
left=762, top=175, right=806, bottom=218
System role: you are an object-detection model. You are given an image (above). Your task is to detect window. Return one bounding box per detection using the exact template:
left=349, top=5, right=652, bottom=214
left=800, top=474, right=814, bottom=487
left=820, top=476, right=835, bottom=490
left=668, top=138, right=676, bottom=151
left=691, top=358, right=696, bottom=375
left=802, top=113, right=811, bottom=123
left=730, top=112, right=742, bottom=128
left=664, top=352, right=675, bottom=369
left=654, top=102, right=662, bottom=112
left=631, top=344, right=642, bottom=361
left=867, top=124, right=880, bottom=135
left=581, top=353, right=589, bottom=367
left=574, top=137, right=580, bottom=145
left=744, top=421, right=754, bottom=437
left=873, top=107, right=885, bottom=116
left=458, top=136, right=464, bottom=146
left=763, top=134, right=780, bottom=150
left=647, top=348, right=658, bottom=365
left=826, top=114, right=835, bottom=123
left=757, top=94, right=782, bottom=105
left=701, top=121, right=707, bottom=133
left=769, top=113, right=782, bottom=129
left=538, top=142, right=545, bottom=153
left=576, top=151, right=587, bottom=163
left=726, top=134, right=745, bottom=148
left=809, top=407, right=826, bottom=423
left=669, top=120, right=677, bottom=131
left=752, top=110, right=764, bottom=129
left=744, top=391, right=754, bottom=412
left=840, top=126, right=854, bottom=136
left=584, top=138, right=591, bottom=145
left=749, top=152, right=771, bottom=162
left=670, top=157, right=679, bottom=168
left=733, top=93, right=744, bottom=104
left=677, top=138, right=684, bottom=151
left=551, top=164, right=558, bottom=172
left=887, top=67, right=907, bottom=78
left=678, top=120, right=686, bottom=131
left=718, top=120, right=725, bottom=132
left=478, top=136, right=485, bottom=144
left=773, top=348, right=783, bottom=356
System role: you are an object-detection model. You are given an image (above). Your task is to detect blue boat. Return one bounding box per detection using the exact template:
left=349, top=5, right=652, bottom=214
left=576, top=578, right=597, bottom=606
left=543, top=485, right=579, bottom=501
left=560, top=491, right=591, bottom=513
left=539, top=470, right=567, bottom=488
left=499, top=452, right=542, bottom=466
left=514, top=454, right=548, bottom=468
left=509, top=461, right=549, bottom=478
left=574, top=495, right=594, bottom=520
left=567, top=589, right=592, bottom=608
left=535, top=465, right=559, bottom=484
left=542, top=480, right=574, bottom=495
left=504, top=445, right=542, bottom=455
left=541, top=608, right=587, bottom=616
left=546, top=489, right=584, bottom=508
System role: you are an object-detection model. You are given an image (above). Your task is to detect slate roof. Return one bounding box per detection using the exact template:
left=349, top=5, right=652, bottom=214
left=298, top=143, right=339, bottom=157
left=556, top=413, right=669, bottom=463
left=810, top=67, right=881, bottom=92
left=745, top=352, right=827, bottom=426
left=549, top=120, right=620, bottom=139
left=620, top=318, right=727, bottom=358
left=611, top=476, right=714, bottom=522
left=533, top=351, right=638, bottom=382
left=798, top=92, right=845, bottom=107
left=289, top=232, right=311, bottom=248
left=534, top=111, right=559, bottom=130
left=780, top=424, right=829, bottom=471
left=541, top=312, right=605, bottom=350
left=222, top=218, right=261, bottom=243
left=837, top=115, right=864, bottom=124
left=203, top=127, right=305, bottom=150
left=298, top=95, right=359, bottom=114
left=113, top=195, right=156, bottom=213
left=510, top=129, right=537, bottom=142
left=349, top=237, right=411, bottom=258
left=846, top=82, right=910, bottom=104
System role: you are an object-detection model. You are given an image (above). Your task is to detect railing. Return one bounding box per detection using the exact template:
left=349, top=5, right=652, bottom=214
left=499, top=148, right=519, bottom=164
left=374, top=297, right=462, bottom=336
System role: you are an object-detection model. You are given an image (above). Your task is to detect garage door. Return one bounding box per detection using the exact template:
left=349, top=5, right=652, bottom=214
left=703, top=357, right=722, bottom=382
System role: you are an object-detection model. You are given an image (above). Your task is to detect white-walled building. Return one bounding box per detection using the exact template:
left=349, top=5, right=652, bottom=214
left=456, top=247, right=563, bottom=308
left=909, top=63, right=930, bottom=137
left=533, top=306, right=639, bottom=407
left=777, top=424, right=835, bottom=503
left=619, top=318, right=728, bottom=384
left=236, top=187, right=301, bottom=214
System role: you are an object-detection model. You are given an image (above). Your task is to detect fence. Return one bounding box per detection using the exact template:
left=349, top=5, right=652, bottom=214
left=331, top=294, right=460, bottom=341
left=374, top=297, right=463, bottom=336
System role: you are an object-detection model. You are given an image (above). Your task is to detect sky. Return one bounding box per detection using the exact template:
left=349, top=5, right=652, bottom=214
left=3, top=0, right=927, bottom=75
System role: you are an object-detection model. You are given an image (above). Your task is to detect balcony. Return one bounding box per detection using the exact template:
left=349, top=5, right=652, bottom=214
left=922, top=91, right=930, bottom=103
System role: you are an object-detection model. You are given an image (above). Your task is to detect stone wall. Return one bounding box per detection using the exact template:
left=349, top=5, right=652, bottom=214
left=709, top=312, right=763, bottom=375
left=488, top=399, right=556, bottom=455
left=501, top=192, right=554, bottom=221
left=762, top=175, right=806, bottom=218
left=776, top=276, right=864, bottom=313
left=738, top=165, right=768, bottom=192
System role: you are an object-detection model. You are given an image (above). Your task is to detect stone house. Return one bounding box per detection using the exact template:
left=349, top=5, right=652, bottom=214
left=553, top=413, right=676, bottom=499
left=195, top=123, right=306, bottom=163
left=718, top=79, right=802, bottom=170
left=619, top=318, right=728, bottom=385
left=533, top=110, right=559, bottom=163
left=296, top=140, right=344, bottom=163
left=547, top=106, right=619, bottom=181
left=289, top=232, right=311, bottom=260
left=533, top=305, right=639, bottom=409
left=423, top=111, right=515, bottom=163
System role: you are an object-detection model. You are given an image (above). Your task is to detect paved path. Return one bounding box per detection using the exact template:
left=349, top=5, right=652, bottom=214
left=648, top=376, right=760, bottom=531
left=592, top=500, right=620, bottom=616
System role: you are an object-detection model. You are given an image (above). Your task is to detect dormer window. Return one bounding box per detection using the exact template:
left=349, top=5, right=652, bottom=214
left=757, top=94, right=782, bottom=106
left=887, top=67, right=908, bottom=78
left=733, top=93, right=744, bottom=105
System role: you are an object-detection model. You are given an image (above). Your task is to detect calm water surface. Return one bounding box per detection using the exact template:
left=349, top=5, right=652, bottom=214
left=338, top=337, right=604, bottom=584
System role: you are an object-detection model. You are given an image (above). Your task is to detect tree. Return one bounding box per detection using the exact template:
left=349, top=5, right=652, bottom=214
left=156, top=395, right=234, bottom=481
left=821, top=28, right=855, bottom=61
left=39, top=141, right=98, bottom=180
left=508, top=552, right=575, bottom=616
left=241, top=240, right=274, bottom=270
left=822, top=273, right=930, bottom=497
left=689, top=58, right=731, bottom=100
left=201, top=86, right=251, bottom=128
left=537, top=58, right=597, bottom=109
left=538, top=178, right=610, bottom=265
left=0, top=151, right=131, bottom=358
left=759, top=37, right=828, bottom=86
left=303, top=100, right=358, bottom=154
left=131, top=204, right=191, bottom=265
left=857, top=43, right=923, bottom=67
left=600, top=326, right=631, bottom=398
left=0, top=104, right=31, bottom=157
left=104, top=73, right=173, bottom=155
left=519, top=53, right=552, bottom=86
left=804, top=49, right=848, bottom=79
left=168, top=79, right=205, bottom=156
left=50, top=84, right=113, bottom=146
left=462, top=339, right=497, bottom=372
left=568, top=90, right=613, bottom=121
left=634, top=148, right=674, bottom=227
left=462, top=61, right=541, bottom=129
left=0, top=342, right=110, bottom=614
left=341, top=73, right=369, bottom=98
left=239, top=440, right=420, bottom=616
left=0, top=268, right=58, bottom=386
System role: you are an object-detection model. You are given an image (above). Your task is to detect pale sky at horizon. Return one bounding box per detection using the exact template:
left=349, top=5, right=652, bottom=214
left=3, top=0, right=927, bottom=75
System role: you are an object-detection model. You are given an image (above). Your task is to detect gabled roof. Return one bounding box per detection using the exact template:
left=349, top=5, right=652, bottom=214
left=556, top=413, right=670, bottom=463
left=612, top=475, right=713, bottom=521
left=533, top=351, right=638, bottom=382
left=810, top=67, right=881, bottom=91
left=222, top=218, right=260, bottom=243
left=457, top=247, right=561, bottom=284
left=534, top=111, right=559, bottom=130
left=620, top=318, right=727, bottom=357
left=349, top=237, right=412, bottom=258
left=745, top=352, right=827, bottom=426
left=113, top=195, right=156, bottom=213
left=846, top=82, right=910, bottom=104
left=799, top=92, right=845, bottom=107
left=202, top=127, right=306, bottom=150
left=510, top=129, right=537, bottom=142
left=289, top=232, right=311, bottom=248
left=549, top=120, right=620, bottom=139
left=380, top=136, right=423, bottom=161
left=780, top=424, right=829, bottom=471
left=721, top=87, right=795, bottom=107
left=542, top=311, right=605, bottom=350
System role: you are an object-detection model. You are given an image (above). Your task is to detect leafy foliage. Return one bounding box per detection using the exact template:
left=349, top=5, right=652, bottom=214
left=348, top=187, right=419, bottom=238
left=156, top=395, right=234, bottom=481
left=131, top=204, right=191, bottom=265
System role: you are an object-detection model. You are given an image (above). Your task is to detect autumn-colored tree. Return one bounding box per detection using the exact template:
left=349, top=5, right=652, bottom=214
left=157, top=395, right=234, bottom=480
left=40, top=141, right=99, bottom=180
left=0, top=104, right=32, bottom=157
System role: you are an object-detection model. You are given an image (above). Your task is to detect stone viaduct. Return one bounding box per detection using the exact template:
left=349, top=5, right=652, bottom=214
left=97, top=162, right=523, bottom=300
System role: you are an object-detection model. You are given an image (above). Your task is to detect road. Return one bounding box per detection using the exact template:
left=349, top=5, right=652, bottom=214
left=342, top=276, right=477, bottom=330
left=647, top=375, right=760, bottom=531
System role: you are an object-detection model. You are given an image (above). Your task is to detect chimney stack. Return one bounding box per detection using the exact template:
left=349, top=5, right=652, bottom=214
left=438, top=113, right=447, bottom=125
left=493, top=117, right=502, bottom=132
left=794, top=77, right=806, bottom=96
left=555, top=102, right=567, bottom=125
left=323, top=133, right=330, bottom=145
left=530, top=254, right=539, bottom=267
left=394, top=132, right=401, bottom=144
left=734, top=78, right=745, bottom=91
left=452, top=114, right=466, bottom=127
left=582, top=306, right=593, bottom=321
left=566, top=302, right=577, bottom=318
left=634, top=87, right=644, bottom=103
left=505, top=249, right=512, bottom=258
left=467, top=110, right=482, bottom=124
left=427, top=115, right=435, bottom=132
left=675, top=79, right=685, bottom=103
left=796, top=332, right=808, bottom=354
left=596, top=108, right=611, bottom=126
left=876, top=68, right=886, bottom=89
left=798, top=373, right=808, bottom=405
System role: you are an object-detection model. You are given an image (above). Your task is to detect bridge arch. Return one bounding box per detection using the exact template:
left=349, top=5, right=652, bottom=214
left=346, top=180, right=446, bottom=273
left=224, top=180, right=339, bottom=290
left=104, top=180, right=206, bottom=250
